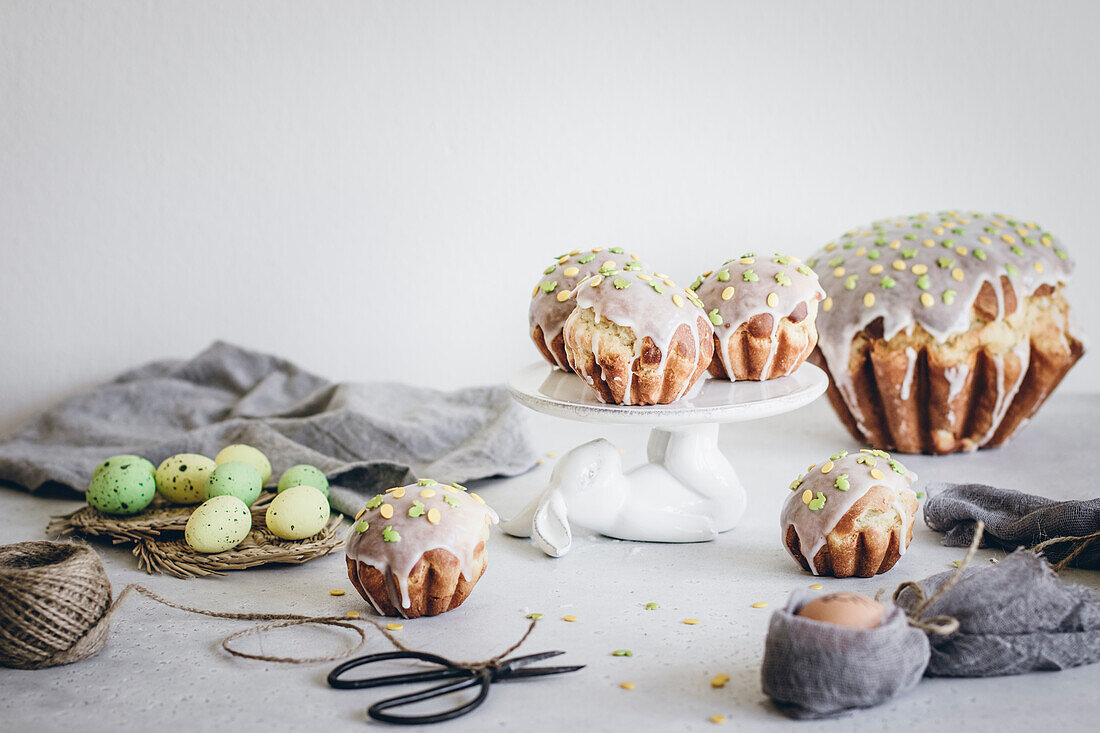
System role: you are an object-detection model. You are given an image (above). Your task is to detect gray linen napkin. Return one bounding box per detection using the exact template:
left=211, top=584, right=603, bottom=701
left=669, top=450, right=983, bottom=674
left=0, top=342, right=537, bottom=516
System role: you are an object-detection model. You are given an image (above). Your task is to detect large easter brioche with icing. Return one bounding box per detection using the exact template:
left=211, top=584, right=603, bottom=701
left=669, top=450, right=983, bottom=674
left=692, top=253, right=825, bottom=380
left=563, top=265, right=713, bottom=405
left=807, top=211, right=1083, bottom=454
left=781, top=450, right=918, bottom=578
left=345, top=480, right=498, bottom=618
left=529, top=248, right=646, bottom=372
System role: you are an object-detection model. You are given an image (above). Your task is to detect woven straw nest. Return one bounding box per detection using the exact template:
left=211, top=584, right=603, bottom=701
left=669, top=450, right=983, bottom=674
left=46, top=492, right=344, bottom=579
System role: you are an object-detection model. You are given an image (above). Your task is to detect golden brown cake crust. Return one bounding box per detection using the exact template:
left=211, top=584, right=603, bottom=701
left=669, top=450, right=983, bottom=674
left=346, top=543, right=487, bottom=619
left=708, top=311, right=820, bottom=381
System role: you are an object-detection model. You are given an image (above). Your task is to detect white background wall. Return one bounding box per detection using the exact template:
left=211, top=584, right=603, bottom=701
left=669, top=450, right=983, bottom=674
left=2, top=0, right=1097, bottom=433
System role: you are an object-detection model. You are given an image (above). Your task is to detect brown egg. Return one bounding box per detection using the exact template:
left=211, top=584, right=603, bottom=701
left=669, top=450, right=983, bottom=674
left=797, top=592, right=884, bottom=628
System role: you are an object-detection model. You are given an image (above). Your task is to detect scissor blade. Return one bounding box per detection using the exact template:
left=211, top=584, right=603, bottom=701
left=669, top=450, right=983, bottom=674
left=500, top=664, right=585, bottom=678
left=497, top=650, right=566, bottom=670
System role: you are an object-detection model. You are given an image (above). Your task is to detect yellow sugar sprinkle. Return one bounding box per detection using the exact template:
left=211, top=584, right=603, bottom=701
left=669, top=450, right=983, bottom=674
left=664, top=278, right=675, bottom=287
left=702, top=270, right=713, bottom=277
left=531, top=286, right=539, bottom=298
left=958, top=217, right=970, bottom=224
left=751, top=602, right=769, bottom=609
left=923, top=239, right=935, bottom=248
left=354, top=508, right=366, bottom=520
left=801, top=489, right=812, bottom=505
left=568, top=249, right=580, bottom=256
left=563, top=615, right=578, bottom=622
left=933, top=227, right=944, bottom=235
left=346, top=611, right=360, bottom=618
left=721, top=286, right=735, bottom=300
left=420, top=488, right=436, bottom=498
left=330, top=589, right=346, bottom=596
left=822, top=296, right=833, bottom=312
left=833, top=266, right=845, bottom=277
left=1001, top=234, right=1015, bottom=244
left=672, top=294, right=684, bottom=308
left=556, top=290, right=571, bottom=302
left=790, top=255, right=801, bottom=263
left=1017, top=228, right=1028, bottom=237
left=386, top=622, right=403, bottom=631
left=889, top=241, right=901, bottom=250
left=547, top=451, right=558, bottom=457
left=711, top=674, right=730, bottom=688
left=387, top=486, right=406, bottom=498
left=979, top=236, right=992, bottom=245
left=870, top=468, right=885, bottom=480
left=380, top=503, right=394, bottom=519
left=1041, top=235, right=1053, bottom=246
left=602, top=259, right=616, bottom=269
left=470, top=492, right=485, bottom=504
left=921, top=292, right=934, bottom=307
left=892, top=260, right=906, bottom=271
left=855, top=247, right=867, bottom=256
left=766, top=292, right=779, bottom=308
left=955, top=245, right=968, bottom=256
left=1026, top=221, right=1037, bottom=228
left=589, top=275, right=603, bottom=287
left=426, top=507, right=441, bottom=524
left=740, top=257, right=755, bottom=265
left=710, top=715, right=727, bottom=724
left=593, top=247, right=603, bottom=252
left=654, top=271, right=668, bottom=278
left=820, top=461, right=834, bottom=474
left=637, top=273, right=653, bottom=281
left=911, top=264, right=929, bottom=275
left=1034, top=261, right=1044, bottom=273
left=825, top=243, right=838, bottom=251
left=864, top=292, right=875, bottom=308
left=807, top=463, right=817, bottom=472
left=991, top=220, right=1005, bottom=228
left=558, top=255, right=569, bottom=264
left=809, top=584, right=823, bottom=590
left=563, top=266, right=579, bottom=278
left=631, top=253, right=640, bottom=260
left=951, top=268, right=964, bottom=282
left=620, top=682, right=636, bottom=690
left=683, top=618, right=701, bottom=625
left=869, top=264, right=884, bottom=275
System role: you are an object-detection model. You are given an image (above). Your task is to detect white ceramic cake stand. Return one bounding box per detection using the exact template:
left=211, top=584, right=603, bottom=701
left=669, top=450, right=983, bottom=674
left=502, top=362, right=828, bottom=557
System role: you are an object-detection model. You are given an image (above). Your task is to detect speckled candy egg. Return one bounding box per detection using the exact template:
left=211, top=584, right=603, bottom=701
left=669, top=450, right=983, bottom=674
left=204, top=460, right=263, bottom=506
left=215, top=444, right=272, bottom=484
left=93, top=454, right=155, bottom=480
left=185, top=495, right=252, bottom=553
left=155, top=454, right=217, bottom=504
left=277, top=464, right=329, bottom=497
left=265, top=485, right=330, bottom=540
left=87, top=462, right=157, bottom=515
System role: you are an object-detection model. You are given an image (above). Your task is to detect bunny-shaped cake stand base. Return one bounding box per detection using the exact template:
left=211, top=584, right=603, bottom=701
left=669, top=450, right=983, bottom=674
left=503, top=362, right=828, bottom=557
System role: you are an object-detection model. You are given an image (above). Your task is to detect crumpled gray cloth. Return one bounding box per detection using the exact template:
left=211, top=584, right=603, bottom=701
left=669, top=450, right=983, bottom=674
left=761, top=591, right=930, bottom=719
left=896, top=550, right=1100, bottom=677
left=0, top=342, right=537, bottom=516
left=924, top=482, right=1100, bottom=569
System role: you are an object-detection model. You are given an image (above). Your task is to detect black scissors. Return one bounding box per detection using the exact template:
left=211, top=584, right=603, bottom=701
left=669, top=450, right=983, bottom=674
left=327, top=650, right=584, bottom=725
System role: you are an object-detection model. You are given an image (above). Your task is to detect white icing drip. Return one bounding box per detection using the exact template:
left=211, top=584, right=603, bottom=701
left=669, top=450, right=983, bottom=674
left=780, top=452, right=917, bottom=575
left=899, top=347, right=917, bottom=400
left=346, top=484, right=498, bottom=613
left=810, top=212, right=1073, bottom=443
left=944, top=364, right=969, bottom=401
left=978, top=339, right=1031, bottom=444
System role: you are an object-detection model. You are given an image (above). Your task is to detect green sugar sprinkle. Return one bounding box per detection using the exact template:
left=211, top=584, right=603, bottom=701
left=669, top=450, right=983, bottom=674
left=650, top=282, right=665, bottom=294
left=612, top=650, right=633, bottom=657
left=610, top=247, right=625, bottom=254
left=889, top=459, right=906, bottom=475
left=916, top=274, right=930, bottom=290
left=543, top=265, right=556, bottom=275
left=645, top=602, right=660, bottom=610
left=366, top=495, right=384, bottom=509
left=623, top=261, right=641, bottom=271
left=1010, top=245, right=1024, bottom=256
left=830, top=450, right=848, bottom=460
left=797, top=265, right=813, bottom=276
left=942, top=289, right=957, bottom=305
left=1055, top=249, right=1068, bottom=260
left=856, top=455, right=876, bottom=466
left=775, top=272, right=792, bottom=286
left=807, top=492, right=827, bottom=511
left=1005, top=264, right=1020, bottom=277
left=874, top=236, right=887, bottom=246
left=916, top=492, right=927, bottom=499
left=828, top=257, right=844, bottom=268
left=983, top=226, right=996, bottom=233
left=418, top=478, right=438, bottom=486
left=867, top=250, right=880, bottom=260
left=690, top=276, right=703, bottom=291
left=541, top=280, right=558, bottom=293
left=708, top=308, right=723, bottom=326
left=450, top=482, right=468, bottom=491
left=880, top=275, right=896, bottom=289
left=444, top=495, right=461, bottom=508
left=599, top=267, right=618, bottom=277
left=806, top=258, right=818, bottom=268
left=912, top=221, right=924, bottom=228
left=579, top=254, right=596, bottom=264
left=742, top=270, right=759, bottom=282
left=789, top=476, right=803, bottom=491
left=974, top=248, right=987, bottom=261
left=844, top=275, right=858, bottom=291
left=717, top=269, right=731, bottom=282
left=382, top=526, right=401, bottom=543
left=1024, top=237, right=1038, bottom=246
left=942, top=239, right=956, bottom=248
left=356, top=520, right=369, bottom=533
left=774, top=255, right=791, bottom=265
left=952, top=228, right=965, bottom=235
left=871, top=449, right=889, bottom=458
left=834, top=474, right=850, bottom=491
left=741, top=251, right=757, bottom=258
left=937, top=257, right=955, bottom=269
left=903, top=234, right=917, bottom=240
left=902, top=248, right=917, bottom=259
left=526, top=612, right=544, bottom=620
left=408, top=500, right=426, bottom=518
left=613, top=278, right=630, bottom=289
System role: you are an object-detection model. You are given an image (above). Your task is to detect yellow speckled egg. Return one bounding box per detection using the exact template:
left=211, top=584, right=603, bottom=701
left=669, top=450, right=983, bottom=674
left=265, top=485, right=330, bottom=540
left=215, top=444, right=272, bottom=484
left=156, top=454, right=217, bottom=504
left=185, top=495, right=252, bottom=553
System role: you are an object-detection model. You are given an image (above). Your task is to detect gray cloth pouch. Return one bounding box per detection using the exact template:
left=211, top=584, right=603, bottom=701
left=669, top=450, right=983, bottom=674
left=896, top=550, right=1100, bottom=677
left=761, top=590, right=930, bottom=719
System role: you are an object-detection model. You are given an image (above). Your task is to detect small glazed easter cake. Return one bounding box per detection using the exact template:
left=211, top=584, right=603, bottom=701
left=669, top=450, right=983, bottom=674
left=807, top=211, right=1083, bottom=454
left=529, top=247, right=647, bottom=371
left=781, top=449, right=918, bottom=578
left=345, top=480, right=498, bottom=618
left=563, top=266, right=714, bottom=405
left=692, top=252, right=825, bottom=380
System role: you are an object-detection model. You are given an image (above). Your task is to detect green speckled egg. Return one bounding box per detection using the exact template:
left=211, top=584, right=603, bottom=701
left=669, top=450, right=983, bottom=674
left=155, top=454, right=216, bottom=504
left=265, top=485, right=330, bottom=540
left=204, top=460, right=263, bottom=506
left=277, top=464, right=329, bottom=497
left=215, top=444, right=272, bottom=484
left=185, top=495, right=252, bottom=553
left=93, top=454, right=155, bottom=480
left=87, top=463, right=156, bottom=515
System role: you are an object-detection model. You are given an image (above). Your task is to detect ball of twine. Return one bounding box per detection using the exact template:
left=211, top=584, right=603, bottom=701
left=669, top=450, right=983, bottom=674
left=0, top=541, right=115, bottom=669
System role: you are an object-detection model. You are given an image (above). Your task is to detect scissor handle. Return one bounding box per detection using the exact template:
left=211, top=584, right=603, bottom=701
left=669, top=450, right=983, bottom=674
left=369, top=667, right=493, bottom=725
left=327, top=651, right=468, bottom=689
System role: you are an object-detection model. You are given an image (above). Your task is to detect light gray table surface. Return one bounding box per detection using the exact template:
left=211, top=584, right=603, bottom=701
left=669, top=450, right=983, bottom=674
left=2, top=394, right=1098, bottom=732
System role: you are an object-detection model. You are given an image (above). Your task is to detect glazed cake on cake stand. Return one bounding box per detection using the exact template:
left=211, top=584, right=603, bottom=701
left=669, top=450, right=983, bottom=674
left=502, top=362, right=828, bottom=556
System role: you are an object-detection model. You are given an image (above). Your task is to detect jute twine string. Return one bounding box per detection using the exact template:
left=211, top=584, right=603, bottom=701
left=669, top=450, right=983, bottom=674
left=1032, top=529, right=1100, bottom=571
left=883, top=520, right=986, bottom=636
left=0, top=541, right=536, bottom=670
